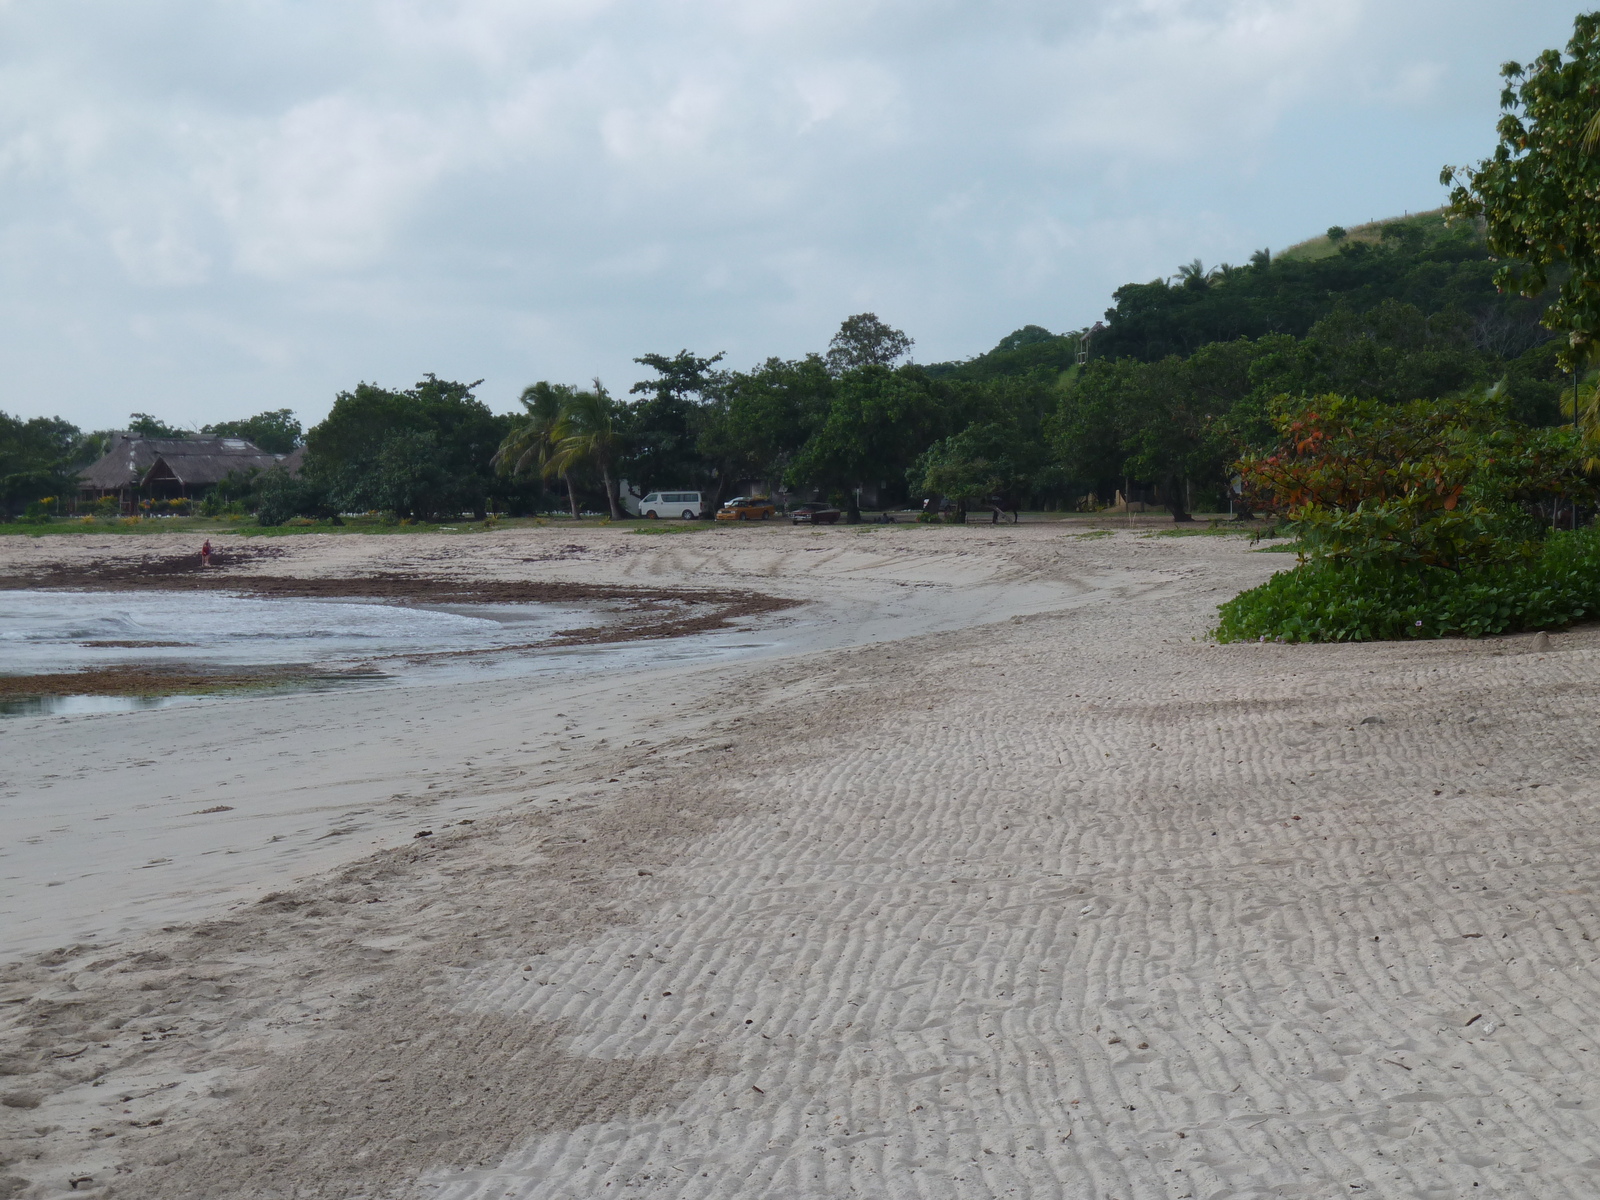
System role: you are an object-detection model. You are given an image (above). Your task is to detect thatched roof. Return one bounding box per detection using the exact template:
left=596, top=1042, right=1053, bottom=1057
left=145, top=449, right=281, bottom=486
left=276, top=445, right=307, bottom=477
left=79, top=435, right=280, bottom=490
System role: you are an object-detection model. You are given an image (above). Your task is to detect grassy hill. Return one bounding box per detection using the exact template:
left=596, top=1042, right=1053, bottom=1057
left=1277, top=207, right=1462, bottom=263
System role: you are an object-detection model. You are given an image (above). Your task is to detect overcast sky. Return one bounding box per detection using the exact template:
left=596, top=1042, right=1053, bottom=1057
left=0, top=0, right=1586, bottom=431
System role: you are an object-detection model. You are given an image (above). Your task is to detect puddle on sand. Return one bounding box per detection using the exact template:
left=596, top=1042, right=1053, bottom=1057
left=0, top=590, right=780, bottom=717
left=0, top=590, right=596, bottom=674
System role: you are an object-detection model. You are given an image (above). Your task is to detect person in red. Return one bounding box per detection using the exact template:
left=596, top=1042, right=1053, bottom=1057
left=201, top=540, right=212, bottom=568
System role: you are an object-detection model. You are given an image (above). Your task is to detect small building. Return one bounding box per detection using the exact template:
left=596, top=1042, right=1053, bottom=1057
left=79, top=435, right=285, bottom=512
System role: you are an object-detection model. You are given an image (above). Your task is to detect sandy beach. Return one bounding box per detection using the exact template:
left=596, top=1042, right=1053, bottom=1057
left=4, top=521, right=1599, bottom=1199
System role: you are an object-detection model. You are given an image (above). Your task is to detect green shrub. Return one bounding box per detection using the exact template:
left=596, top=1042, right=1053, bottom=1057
left=1217, top=525, right=1600, bottom=642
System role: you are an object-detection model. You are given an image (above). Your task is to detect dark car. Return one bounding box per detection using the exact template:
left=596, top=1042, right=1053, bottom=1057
left=790, top=502, right=841, bottom=525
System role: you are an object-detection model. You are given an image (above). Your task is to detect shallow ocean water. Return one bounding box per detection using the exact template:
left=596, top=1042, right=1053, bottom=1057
left=0, top=589, right=595, bottom=671
left=0, top=589, right=776, bottom=715
left=0, top=590, right=600, bottom=713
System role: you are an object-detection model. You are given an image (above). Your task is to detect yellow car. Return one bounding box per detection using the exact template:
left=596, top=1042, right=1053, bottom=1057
left=715, top=496, right=777, bottom=521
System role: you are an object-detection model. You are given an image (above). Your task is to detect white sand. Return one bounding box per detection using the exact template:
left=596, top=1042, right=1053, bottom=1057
left=3, top=522, right=1596, bottom=1199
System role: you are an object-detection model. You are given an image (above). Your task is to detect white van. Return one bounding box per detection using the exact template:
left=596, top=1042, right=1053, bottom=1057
left=637, top=491, right=704, bottom=519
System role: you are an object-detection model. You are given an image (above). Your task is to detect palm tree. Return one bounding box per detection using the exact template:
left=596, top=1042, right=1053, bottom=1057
left=1174, top=259, right=1212, bottom=291
left=549, top=381, right=627, bottom=521
left=1573, top=369, right=1600, bottom=473
left=494, top=381, right=579, bottom=518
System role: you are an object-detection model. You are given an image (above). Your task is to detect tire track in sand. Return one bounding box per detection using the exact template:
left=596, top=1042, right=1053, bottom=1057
left=417, top=600, right=1600, bottom=1199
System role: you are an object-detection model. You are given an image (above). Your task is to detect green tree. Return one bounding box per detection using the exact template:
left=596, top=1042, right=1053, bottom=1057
left=1175, top=259, right=1213, bottom=291
left=623, top=350, right=725, bottom=498
left=367, top=430, right=453, bottom=520
left=551, top=383, right=627, bottom=520
left=1443, top=12, right=1600, bottom=367
left=922, top=326, right=1084, bottom=383
left=1248, top=301, right=1488, bottom=406
left=251, top=467, right=314, bottom=526
left=992, top=325, right=1058, bottom=353
left=305, top=376, right=504, bottom=520
left=911, top=416, right=1045, bottom=522
left=1116, top=360, right=1225, bottom=522
left=912, top=435, right=1000, bottom=522
left=825, top=314, right=914, bottom=375
left=203, top=409, right=302, bottom=454
left=789, top=365, right=948, bottom=522
left=1088, top=217, right=1518, bottom=364
left=127, top=412, right=187, bottom=438
left=1500, top=340, right=1569, bottom=427
left=1053, top=339, right=1258, bottom=519
left=697, top=355, right=833, bottom=490
left=496, top=382, right=581, bottom=517
left=0, top=412, right=84, bottom=518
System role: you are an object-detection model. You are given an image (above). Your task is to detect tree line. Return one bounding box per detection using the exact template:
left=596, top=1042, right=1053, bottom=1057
left=1217, top=9, right=1600, bottom=643
left=1, top=213, right=1573, bottom=524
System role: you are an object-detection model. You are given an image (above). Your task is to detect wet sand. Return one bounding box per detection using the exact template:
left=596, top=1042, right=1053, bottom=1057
left=3, top=524, right=1598, bottom=1200
left=0, top=664, right=347, bottom=699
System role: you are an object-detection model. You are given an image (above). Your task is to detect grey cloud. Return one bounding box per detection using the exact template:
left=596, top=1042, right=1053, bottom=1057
left=0, top=0, right=1584, bottom=428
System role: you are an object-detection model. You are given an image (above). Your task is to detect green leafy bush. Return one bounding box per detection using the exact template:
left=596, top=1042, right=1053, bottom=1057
left=1222, top=392, right=1597, bottom=642
left=1238, top=394, right=1585, bottom=570
left=1217, top=525, right=1600, bottom=641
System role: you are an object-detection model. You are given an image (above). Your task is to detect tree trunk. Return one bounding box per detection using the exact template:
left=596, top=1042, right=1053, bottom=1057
left=564, top=473, right=579, bottom=519
left=601, top=466, right=623, bottom=521
left=1166, top=473, right=1194, bottom=522
left=846, top=490, right=861, bottom=524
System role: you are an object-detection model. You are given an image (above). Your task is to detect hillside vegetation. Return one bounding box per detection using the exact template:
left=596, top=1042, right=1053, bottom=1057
left=1277, top=207, right=1452, bottom=262
left=0, top=211, right=1574, bottom=531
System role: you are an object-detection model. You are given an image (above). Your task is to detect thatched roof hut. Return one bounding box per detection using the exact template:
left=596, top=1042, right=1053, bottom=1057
left=79, top=435, right=284, bottom=505
left=143, top=446, right=282, bottom=491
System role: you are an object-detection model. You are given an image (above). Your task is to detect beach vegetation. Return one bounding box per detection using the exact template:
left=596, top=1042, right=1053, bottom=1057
left=1443, top=12, right=1600, bottom=369
left=548, top=384, right=627, bottom=521
left=0, top=411, right=102, bottom=520
left=127, top=412, right=187, bottom=438
left=1217, top=530, right=1600, bottom=641
left=202, top=409, right=303, bottom=455
left=630, top=522, right=713, bottom=535
left=1217, top=393, right=1596, bottom=641
left=299, top=375, right=516, bottom=522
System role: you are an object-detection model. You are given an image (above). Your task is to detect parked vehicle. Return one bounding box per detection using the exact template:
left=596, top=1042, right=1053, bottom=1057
left=790, top=502, right=841, bottom=525
left=715, top=496, right=777, bottom=521
left=638, top=491, right=704, bottom=519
